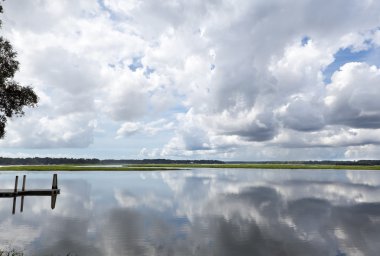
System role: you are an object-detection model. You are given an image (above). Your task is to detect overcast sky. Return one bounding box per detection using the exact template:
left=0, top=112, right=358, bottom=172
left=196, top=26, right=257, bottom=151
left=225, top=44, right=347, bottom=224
left=1, top=0, right=380, bottom=160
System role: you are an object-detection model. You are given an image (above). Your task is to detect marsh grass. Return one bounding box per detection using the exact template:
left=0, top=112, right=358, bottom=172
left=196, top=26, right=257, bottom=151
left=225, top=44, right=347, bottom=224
left=131, top=163, right=380, bottom=170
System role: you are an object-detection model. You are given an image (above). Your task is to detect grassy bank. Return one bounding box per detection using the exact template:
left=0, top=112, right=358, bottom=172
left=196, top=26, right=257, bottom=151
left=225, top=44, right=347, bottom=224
left=131, top=163, right=380, bottom=170
left=0, top=163, right=380, bottom=171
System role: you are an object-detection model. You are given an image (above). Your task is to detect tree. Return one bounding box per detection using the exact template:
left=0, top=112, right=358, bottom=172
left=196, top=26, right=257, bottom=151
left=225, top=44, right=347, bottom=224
left=0, top=1, right=38, bottom=138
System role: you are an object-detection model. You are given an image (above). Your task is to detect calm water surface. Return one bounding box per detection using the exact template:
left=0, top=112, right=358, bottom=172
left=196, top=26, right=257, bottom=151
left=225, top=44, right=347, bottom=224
left=1, top=169, right=380, bottom=256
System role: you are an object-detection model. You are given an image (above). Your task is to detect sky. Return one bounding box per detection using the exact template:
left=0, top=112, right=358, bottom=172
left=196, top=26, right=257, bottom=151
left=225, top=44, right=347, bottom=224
left=1, top=0, right=380, bottom=161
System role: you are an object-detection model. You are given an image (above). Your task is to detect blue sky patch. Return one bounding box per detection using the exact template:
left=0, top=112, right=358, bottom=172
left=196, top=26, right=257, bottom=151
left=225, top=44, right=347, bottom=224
left=323, top=47, right=376, bottom=84
left=301, top=36, right=310, bottom=46
left=128, top=57, right=143, bottom=72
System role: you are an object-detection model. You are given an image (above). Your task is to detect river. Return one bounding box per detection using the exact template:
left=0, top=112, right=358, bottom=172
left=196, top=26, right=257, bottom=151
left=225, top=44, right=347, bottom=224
left=0, top=169, right=379, bottom=255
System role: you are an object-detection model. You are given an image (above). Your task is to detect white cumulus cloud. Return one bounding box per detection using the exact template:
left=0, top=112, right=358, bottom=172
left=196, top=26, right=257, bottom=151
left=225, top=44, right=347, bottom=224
left=2, top=0, right=380, bottom=159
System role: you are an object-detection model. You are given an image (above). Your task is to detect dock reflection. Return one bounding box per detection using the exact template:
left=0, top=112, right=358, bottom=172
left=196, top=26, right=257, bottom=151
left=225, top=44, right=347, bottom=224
left=0, top=174, right=60, bottom=214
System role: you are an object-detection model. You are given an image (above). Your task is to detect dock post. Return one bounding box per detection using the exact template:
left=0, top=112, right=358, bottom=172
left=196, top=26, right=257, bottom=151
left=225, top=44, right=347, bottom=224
left=52, top=174, right=58, bottom=190
left=12, top=176, right=18, bottom=215
left=51, top=194, right=57, bottom=209
left=14, top=175, right=18, bottom=193
left=20, top=175, right=26, bottom=212
left=51, top=174, right=58, bottom=209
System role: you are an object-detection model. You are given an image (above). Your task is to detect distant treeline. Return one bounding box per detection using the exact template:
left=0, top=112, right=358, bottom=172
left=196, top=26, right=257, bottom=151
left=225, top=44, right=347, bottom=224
left=301, top=160, right=380, bottom=166
left=0, top=157, right=101, bottom=165
left=0, top=157, right=224, bottom=165
left=226, top=160, right=380, bottom=166
left=1, top=157, right=380, bottom=166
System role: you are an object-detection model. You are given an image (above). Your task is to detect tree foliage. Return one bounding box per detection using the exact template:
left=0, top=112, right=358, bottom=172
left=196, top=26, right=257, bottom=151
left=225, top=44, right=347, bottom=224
left=0, top=1, right=38, bottom=138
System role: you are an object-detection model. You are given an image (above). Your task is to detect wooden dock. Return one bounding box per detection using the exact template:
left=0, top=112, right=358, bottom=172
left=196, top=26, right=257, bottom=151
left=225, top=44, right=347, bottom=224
left=0, top=189, right=60, bottom=197
left=0, top=174, right=60, bottom=214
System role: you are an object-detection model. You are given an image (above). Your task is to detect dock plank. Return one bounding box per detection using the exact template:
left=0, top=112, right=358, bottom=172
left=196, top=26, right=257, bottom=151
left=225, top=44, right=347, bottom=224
left=0, top=189, right=60, bottom=197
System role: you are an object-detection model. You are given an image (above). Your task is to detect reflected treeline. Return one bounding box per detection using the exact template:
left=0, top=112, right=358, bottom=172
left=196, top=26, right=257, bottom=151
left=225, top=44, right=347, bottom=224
left=0, top=174, right=60, bottom=214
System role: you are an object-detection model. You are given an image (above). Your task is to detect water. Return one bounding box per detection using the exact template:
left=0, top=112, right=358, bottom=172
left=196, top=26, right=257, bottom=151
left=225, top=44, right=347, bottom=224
left=1, top=169, right=380, bottom=256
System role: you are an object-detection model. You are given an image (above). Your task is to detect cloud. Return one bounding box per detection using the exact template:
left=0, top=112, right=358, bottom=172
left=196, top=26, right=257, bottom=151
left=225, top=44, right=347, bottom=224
left=344, top=145, right=380, bottom=160
left=103, top=70, right=149, bottom=121
left=150, top=0, right=380, bottom=158
left=0, top=113, right=95, bottom=148
left=277, top=96, right=325, bottom=132
left=116, top=119, right=174, bottom=138
left=2, top=0, right=380, bottom=159
left=325, top=62, right=380, bottom=128
left=116, top=122, right=141, bottom=137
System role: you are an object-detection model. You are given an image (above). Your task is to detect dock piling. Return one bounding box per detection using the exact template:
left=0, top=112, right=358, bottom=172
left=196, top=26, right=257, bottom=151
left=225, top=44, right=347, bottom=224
left=14, top=175, right=18, bottom=193
left=51, top=174, right=58, bottom=209
left=12, top=176, right=18, bottom=215
left=52, top=174, right=58, bottom=189
left=20, top=175, right=26, bottom=212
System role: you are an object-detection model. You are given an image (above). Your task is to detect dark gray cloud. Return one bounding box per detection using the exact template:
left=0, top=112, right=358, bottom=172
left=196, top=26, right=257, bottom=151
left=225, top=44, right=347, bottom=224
left=279, top=97, right=325, bottom=132
left=226, top=114, right=277, bottom=142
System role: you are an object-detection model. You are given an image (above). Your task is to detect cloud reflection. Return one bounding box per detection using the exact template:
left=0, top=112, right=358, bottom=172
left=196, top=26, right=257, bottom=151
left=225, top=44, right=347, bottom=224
left=1, top=170, right=380, bottom=255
